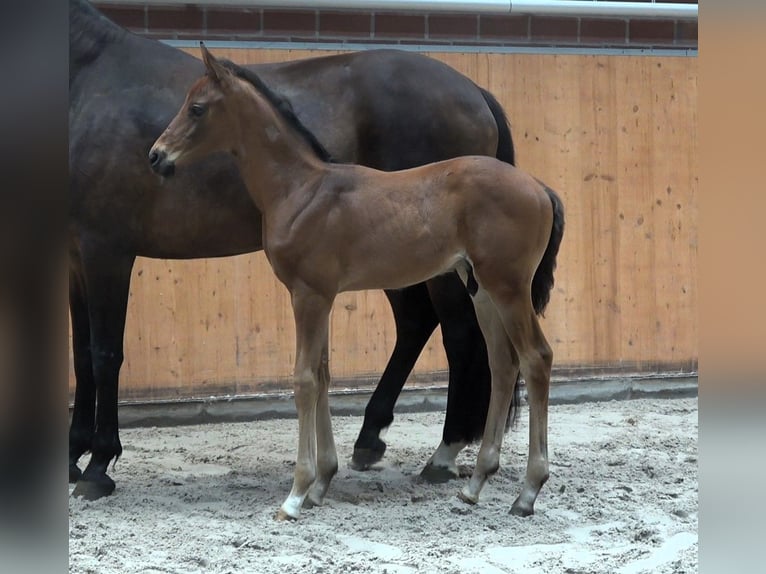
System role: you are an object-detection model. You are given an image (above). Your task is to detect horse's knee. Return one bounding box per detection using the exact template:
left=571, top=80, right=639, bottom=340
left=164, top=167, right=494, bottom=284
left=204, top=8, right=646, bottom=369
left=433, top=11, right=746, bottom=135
left=538, top=341, right=553, bottom=371
left=294, top=371, right=318, bottom=394
left=476, top=445, right=501, bottom=477
left=521, top=343, right=552, bottom=384
left=91, top=347, right=124, bottom=379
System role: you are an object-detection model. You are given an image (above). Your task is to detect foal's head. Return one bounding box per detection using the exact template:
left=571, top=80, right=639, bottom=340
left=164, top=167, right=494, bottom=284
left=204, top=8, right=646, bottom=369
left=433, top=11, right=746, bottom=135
left=149, top=44, right=246, bottom=177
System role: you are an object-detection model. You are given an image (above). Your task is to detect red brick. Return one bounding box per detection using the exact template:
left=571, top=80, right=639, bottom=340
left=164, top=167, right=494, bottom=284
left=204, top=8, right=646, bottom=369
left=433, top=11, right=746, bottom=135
left=675, top=21, right=698, bottom=45
left=263, top=10, right=316, bottom=37
left=580, top=18, right=627, bottom=44
left=429, top=14, right=478, bottom=39
left=374, top=13, right=426, bottom=39
left=147, top=6, right=204, bottom=31
left=319, top=12, right=371, bottom=38
left=206, top=9, right=261, bottom=34
left=530, top=16, right=579, bottom=42
left=629, top=19, right=676, bottom=45
left=479, top=15, right=529, bottom=40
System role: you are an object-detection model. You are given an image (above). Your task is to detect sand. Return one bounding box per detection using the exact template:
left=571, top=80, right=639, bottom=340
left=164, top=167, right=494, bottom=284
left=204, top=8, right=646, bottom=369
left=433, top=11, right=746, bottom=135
left=69, top=396, right=698, bottom=573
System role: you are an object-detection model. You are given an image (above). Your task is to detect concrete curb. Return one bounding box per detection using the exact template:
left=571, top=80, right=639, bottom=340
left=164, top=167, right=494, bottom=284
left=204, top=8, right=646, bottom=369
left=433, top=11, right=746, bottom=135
left=116, top=374, right=698, bottom=428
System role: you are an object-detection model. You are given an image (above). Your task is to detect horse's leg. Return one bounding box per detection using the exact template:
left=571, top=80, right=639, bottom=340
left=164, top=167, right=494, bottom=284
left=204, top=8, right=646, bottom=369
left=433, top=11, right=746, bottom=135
left=499, top=299, right=551, bottom=517
left=474, top=289, right=551, bottom=517
left=457, top=287, right=519, bottom=505
left=72, top=247, right=135, bottom=500
left=277, top=289, right=334, bottom=521
left=351, top=283, right=438, bottom=469
left=421, top=272, right=491, bottom=483
left=304, top=338, right=338, bottom=508
left=68, top=257, right=95, bottom=483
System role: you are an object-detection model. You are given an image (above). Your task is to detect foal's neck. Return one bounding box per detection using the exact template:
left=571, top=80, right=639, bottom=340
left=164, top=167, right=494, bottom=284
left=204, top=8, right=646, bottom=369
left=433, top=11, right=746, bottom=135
left=232, top=85, right=328, bottom=215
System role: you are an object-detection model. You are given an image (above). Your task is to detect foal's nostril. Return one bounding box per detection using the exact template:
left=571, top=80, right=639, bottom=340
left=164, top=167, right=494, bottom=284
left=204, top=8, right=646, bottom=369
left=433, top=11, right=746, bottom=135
left=149, top=150, right=160, bottom=166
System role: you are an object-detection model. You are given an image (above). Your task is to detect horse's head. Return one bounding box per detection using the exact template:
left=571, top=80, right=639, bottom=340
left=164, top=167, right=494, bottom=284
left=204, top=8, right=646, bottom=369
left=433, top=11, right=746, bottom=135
left=149, top=43, right=238, bottom=177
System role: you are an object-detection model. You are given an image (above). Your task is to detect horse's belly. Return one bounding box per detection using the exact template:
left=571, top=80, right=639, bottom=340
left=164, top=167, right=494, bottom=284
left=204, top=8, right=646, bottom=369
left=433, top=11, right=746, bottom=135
left=339, top=250, right=464, bottom=292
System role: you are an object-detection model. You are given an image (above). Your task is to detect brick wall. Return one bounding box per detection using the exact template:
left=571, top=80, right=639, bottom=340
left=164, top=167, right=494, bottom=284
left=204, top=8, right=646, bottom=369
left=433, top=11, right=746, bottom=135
left=95, top=2, right=697, bottom=50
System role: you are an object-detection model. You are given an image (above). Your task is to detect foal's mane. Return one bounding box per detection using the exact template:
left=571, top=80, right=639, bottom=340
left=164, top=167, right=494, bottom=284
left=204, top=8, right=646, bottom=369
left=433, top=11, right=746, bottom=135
left=217, top=60, right=334, bottom=163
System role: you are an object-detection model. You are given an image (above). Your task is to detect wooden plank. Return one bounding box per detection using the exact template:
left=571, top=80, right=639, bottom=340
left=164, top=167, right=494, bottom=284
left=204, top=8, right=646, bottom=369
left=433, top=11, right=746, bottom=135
left=68, top=52, right=698, bottom=401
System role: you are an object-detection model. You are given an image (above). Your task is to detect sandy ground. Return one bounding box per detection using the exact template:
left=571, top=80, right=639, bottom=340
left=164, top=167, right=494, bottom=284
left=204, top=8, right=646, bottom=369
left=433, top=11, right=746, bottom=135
left=69, top=396, right=698, bottom=573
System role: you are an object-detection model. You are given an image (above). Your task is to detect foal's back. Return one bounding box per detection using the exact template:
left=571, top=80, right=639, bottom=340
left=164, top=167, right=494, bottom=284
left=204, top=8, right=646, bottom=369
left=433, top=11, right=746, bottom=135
left=275, top=157, right=552, bottom=294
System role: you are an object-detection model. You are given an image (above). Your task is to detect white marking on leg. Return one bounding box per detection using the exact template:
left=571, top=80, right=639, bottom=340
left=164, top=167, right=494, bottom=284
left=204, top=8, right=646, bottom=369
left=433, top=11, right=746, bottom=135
left=426, top=440, right=465, bottom=473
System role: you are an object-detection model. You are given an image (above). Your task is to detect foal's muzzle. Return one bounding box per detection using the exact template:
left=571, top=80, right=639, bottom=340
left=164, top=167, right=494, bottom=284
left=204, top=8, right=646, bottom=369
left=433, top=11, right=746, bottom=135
left=148, top=148, right=176, bottom=177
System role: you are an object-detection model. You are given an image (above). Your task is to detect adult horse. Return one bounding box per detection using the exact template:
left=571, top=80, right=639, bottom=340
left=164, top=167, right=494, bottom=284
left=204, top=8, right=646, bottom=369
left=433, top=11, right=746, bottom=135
left=149, top=46, right=564, bottom=519
left=70, top=0, right=519, bottom=499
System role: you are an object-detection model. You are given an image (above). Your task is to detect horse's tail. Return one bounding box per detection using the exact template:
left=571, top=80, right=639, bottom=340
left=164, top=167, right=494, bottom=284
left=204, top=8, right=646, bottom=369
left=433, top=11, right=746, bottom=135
left=476, top=85, right=525, bottom=430
left=478, top=86, right=516, bottom=166
left=532, top=183, right=566, bottom=317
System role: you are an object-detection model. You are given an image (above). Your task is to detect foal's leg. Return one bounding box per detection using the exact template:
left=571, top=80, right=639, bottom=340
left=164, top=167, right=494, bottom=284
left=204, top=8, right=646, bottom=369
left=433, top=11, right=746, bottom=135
left=304, top=339, right=338, bottom=508
left=277, top=290, right=334, bottom=521
left=496, top=296, right=552, bottom=517
left=422, top=272, right=491, bottom=483
left=457, top=288, right=519, bottom=505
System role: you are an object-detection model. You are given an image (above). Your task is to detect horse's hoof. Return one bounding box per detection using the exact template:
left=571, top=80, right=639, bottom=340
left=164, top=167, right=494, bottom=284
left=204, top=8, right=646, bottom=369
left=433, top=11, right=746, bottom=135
left=275, top=508, right=298, bottom=522
left=69, top=463, right=83, bottom=484
left=72, top=475, right=116, bottom=500
left=457, top=490, right=478, bottom=505
left=420, top=463, right=459, bottom=484
left=509, top=501, right=534, bottom=517
left=350, top=444, right=386, bottom=471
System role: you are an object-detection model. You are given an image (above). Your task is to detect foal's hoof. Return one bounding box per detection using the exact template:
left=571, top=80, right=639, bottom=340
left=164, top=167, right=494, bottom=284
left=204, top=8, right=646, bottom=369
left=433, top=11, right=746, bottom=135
left=420, top=463, right=459, bottom=484
left=69, top=463, right=83, bottom=484
left=350, top=442, right=386, bottom=471
left=509, top=499, right=535, bottom=517
left=72, top=475, right=116, bottom=500
left=457, top=490, right=479, bottom=505
left=275, top=508, right=298, bottom=522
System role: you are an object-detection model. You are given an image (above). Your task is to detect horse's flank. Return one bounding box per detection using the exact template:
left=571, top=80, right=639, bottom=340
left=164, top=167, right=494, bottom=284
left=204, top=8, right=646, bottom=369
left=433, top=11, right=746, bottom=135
left=266, top=158, right=551, bottom=296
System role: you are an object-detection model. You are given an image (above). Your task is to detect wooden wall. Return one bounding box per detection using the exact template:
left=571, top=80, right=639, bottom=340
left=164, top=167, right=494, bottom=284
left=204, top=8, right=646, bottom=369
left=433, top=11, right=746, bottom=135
left=68, top=50, right=698, bottom=401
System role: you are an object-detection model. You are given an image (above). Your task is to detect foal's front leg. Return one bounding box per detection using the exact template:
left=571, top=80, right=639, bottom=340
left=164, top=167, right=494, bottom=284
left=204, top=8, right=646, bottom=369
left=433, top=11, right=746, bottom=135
left=304, top=339, right=338, bottom=508
left=277, top=290, right=334, bottom=521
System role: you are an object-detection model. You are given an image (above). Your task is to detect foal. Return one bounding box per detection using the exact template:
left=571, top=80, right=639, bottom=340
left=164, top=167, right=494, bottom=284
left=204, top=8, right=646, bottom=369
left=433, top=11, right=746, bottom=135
left=150, top=45, right=565, bottom=521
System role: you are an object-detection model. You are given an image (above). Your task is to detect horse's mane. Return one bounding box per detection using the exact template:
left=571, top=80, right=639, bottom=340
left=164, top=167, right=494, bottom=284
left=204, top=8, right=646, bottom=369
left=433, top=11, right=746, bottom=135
left=218, top=60, right=334, bottom=163
left=70, top=0, right=127, bottom=80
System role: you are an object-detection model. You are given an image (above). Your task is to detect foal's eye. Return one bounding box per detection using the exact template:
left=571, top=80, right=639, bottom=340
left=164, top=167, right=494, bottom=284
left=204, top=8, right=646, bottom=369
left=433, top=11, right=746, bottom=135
left=188, top=103, right=207, bottom=118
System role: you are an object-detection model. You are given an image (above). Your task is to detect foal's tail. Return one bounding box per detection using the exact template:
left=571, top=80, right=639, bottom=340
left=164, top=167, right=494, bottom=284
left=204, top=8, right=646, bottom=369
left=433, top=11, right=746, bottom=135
left=532, top=183, right=566, bottom=317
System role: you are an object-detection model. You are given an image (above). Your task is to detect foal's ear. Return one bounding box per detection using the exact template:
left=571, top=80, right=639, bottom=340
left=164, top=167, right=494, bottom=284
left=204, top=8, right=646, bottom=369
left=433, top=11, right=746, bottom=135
left=200, top=42, right=228, bottom=85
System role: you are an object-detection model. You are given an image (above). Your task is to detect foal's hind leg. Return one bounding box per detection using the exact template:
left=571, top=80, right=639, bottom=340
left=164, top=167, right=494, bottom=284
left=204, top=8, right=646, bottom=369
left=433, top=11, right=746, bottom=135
left=458, top=287, right=519, bottom=504
left=421, top=273, right=491, bottom=483
left=277, top=290, right=334, bottom=521
left=496, top=296, right=552, bottom=517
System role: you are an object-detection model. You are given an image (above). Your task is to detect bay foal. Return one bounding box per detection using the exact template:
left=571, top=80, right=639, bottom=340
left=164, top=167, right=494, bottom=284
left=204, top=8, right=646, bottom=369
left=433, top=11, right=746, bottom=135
left=149, top=45, right=564, bottom=520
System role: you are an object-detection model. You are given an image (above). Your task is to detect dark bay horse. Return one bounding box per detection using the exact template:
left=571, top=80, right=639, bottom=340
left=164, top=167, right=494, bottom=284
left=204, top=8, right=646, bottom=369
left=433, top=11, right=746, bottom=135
left=149, top=46, right=564, bottom=520
left=70, top=0, right=520, bottom=499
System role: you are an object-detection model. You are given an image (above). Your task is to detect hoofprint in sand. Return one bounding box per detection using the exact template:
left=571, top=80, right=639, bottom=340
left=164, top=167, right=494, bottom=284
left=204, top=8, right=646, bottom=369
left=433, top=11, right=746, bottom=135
left=69, top=397, right=697, bottom=574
